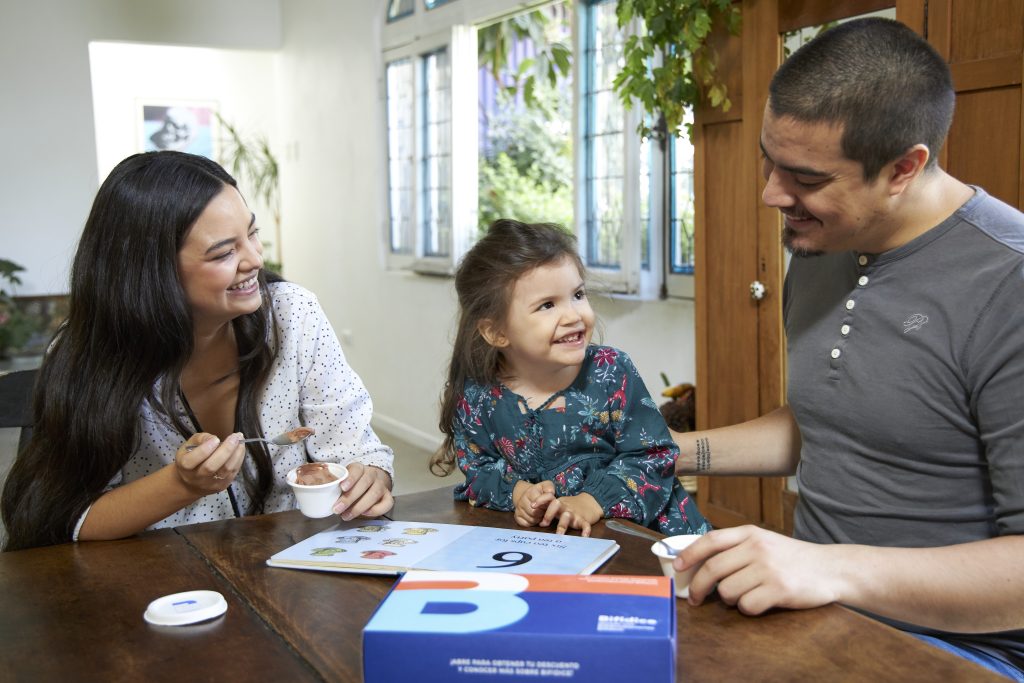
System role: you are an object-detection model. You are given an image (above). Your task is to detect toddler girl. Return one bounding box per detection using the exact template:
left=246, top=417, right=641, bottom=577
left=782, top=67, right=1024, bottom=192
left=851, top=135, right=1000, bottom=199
left=432, top=219, right=710, bottom=537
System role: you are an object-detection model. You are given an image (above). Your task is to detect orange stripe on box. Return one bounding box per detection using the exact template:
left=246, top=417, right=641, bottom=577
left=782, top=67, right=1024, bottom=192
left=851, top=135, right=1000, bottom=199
left=395, top=581, right=481, bottom=591
left=524, top=575, right=670, bottom=597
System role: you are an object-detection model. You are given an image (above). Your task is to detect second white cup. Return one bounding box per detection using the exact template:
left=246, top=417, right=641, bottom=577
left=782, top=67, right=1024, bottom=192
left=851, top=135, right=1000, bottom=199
left=651, top=535, right=703, bottom=598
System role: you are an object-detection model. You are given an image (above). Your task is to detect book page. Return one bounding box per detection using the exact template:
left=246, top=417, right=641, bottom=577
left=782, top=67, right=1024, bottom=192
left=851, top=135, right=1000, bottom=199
left=413, top=527, right=618, bottom=575
left=267, top=520, right=619, bottom=575
left=267, top=520, right=475, bottom=573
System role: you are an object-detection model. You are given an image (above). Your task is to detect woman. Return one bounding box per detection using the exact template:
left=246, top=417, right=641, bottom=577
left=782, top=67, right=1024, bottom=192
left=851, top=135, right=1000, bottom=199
left=2, top=151, right=394, bottom=551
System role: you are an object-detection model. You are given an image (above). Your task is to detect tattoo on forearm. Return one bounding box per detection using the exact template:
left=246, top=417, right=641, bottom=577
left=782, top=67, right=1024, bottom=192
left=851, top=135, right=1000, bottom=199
left=696, top=437, right=711, bottom=472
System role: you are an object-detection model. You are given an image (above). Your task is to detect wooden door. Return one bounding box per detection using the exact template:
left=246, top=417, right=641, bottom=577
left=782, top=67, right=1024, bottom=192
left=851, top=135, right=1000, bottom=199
left=694, top=0, right=1023, bottom=533
left=927, top=0, right=1024, bottom=208
left=694, top=0, right=788, bottom=532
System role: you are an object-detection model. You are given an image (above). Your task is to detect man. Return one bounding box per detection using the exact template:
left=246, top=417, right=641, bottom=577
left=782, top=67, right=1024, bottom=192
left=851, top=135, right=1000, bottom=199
left=673, top=17, right=1024, bottom=680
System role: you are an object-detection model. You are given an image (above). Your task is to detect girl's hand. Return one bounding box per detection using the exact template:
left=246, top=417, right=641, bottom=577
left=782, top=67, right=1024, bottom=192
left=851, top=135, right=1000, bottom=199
left=539, top=493, right=603, bottom=536
left=332, top=463, right=394, bottom=520
left=513, top=480, right=556, bottom=527
left=175, top=432, right=245, bottom=495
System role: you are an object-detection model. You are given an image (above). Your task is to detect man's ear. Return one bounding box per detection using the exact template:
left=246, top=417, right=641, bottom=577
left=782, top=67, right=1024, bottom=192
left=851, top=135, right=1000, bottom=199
left=887, top=144, right=930, bottom=196
left=478, top=319, right=508, bottom=348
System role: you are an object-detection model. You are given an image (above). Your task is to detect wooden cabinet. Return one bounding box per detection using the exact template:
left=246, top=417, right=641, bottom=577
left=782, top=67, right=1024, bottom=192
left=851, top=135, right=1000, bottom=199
left=693, top=0, right=1024, bottom=532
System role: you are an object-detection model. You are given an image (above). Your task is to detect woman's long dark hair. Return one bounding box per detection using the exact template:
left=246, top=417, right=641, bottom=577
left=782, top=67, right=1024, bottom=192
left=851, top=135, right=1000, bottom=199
left=2, top=151, right=279, bottom=551
left=430, top=219, right=584, bottom=476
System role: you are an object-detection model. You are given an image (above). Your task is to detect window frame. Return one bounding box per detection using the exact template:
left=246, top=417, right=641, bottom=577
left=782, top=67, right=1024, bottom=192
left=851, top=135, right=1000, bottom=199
left=576, top=0, right=693, bottom=300
left=665, top=130, right=696, bottom=299
left=381, top=1, right=562, bottom=276
left=384, top=56, right=416, bottom=267
left=381, top=26, right=478, bottom=275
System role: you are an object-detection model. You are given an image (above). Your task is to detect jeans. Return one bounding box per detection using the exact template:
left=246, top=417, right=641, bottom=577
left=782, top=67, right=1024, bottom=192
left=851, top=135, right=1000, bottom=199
left=912, top=633, right=1024, bottom=682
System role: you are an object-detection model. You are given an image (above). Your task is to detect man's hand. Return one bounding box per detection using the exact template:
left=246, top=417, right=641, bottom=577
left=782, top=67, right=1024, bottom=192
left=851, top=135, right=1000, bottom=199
left=676, top=525, right=840, bottom=614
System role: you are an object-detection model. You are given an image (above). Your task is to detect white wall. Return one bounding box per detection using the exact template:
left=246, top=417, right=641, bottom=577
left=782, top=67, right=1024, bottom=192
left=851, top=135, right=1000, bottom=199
left=89, top=42, right=282, bottom=258
left=0, top=0, right=281, bottom=294
left=1, top=0, right=696, bottom=451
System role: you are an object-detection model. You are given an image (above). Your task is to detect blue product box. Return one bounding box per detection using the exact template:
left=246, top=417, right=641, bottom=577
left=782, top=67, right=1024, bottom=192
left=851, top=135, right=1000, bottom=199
left=363, top=571, right=676, bottom=683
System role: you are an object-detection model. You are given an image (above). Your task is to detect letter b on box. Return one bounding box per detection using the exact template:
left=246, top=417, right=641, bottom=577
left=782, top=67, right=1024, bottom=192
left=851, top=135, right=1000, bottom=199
left=370, top=572, right=529, bottom=633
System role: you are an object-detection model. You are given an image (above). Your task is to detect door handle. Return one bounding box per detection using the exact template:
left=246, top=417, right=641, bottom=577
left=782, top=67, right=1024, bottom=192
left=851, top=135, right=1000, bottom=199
left=749, top=280, right=766, bottom=300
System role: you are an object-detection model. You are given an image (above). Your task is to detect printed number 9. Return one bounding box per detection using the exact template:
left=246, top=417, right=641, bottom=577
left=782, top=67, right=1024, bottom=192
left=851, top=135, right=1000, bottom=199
left=477, top=551, right=533, bottom=568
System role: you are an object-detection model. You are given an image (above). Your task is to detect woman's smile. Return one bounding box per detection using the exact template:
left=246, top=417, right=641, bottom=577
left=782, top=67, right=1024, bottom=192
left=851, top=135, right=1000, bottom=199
left=228, top=274, right=260, bottom=294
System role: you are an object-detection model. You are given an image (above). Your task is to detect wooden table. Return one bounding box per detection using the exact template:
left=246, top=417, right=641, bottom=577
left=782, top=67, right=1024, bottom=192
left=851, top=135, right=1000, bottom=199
left=0, top=487, right=1003, bottom=682
left=0, top=527, right=317, bottom=681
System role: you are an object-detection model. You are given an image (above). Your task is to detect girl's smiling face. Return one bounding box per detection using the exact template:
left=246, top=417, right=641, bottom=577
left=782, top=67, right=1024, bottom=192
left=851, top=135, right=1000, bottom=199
left=484, top=256, right=595, bottom=382
left=176, top=185, right=264, bottom=330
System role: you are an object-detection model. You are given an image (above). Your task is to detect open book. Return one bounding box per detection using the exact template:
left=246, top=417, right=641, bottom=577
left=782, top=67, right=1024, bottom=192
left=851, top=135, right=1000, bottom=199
left=267, top=519, right=619, bottom=576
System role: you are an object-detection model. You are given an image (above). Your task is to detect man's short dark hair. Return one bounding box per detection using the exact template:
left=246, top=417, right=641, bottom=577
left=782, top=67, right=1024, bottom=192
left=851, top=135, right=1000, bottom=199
left=769, top=17, right=955, bottom=180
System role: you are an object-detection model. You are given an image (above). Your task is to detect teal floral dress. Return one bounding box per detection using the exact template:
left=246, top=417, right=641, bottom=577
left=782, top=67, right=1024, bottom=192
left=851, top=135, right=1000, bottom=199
left=452, top=345, right=710, bottom=536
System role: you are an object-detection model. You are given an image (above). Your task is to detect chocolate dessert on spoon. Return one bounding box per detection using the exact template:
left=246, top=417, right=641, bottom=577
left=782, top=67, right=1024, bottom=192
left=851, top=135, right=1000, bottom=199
left=186, top=427, right=314, bottom=451
left=241, top=426, right=315, bottom=447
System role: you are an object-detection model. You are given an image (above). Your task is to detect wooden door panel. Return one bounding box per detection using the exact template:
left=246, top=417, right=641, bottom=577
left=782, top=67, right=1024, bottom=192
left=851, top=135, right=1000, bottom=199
left=931, top=0, right=1024, bottom=210
left=778, top=0, right=893, bottom=33
left=702, top=127, right=758, bottom=430
left=947, top=89, right=1021, bottom=206
left=697, top=117, right=765, bottom=527
left=948, top=0, right=1023, bottom=60
left=699, top=120, right=756, bottom=393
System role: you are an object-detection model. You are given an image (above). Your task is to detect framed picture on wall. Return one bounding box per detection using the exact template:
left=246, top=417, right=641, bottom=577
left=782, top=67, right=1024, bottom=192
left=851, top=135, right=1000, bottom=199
left=139, top=102, right=219, bottom=158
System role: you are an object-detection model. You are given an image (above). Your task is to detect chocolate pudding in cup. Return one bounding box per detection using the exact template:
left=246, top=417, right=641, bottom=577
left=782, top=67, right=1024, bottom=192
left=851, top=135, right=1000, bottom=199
left=287, top=462, right=348, bottom=518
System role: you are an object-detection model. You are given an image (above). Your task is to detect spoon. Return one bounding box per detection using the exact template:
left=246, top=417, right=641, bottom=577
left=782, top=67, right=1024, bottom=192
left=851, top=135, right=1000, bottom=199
left=242, top=426, right=315, bottom=447
left=186, top=427, right=315, bottom=451
left=605, top=519, right=678, bottom=557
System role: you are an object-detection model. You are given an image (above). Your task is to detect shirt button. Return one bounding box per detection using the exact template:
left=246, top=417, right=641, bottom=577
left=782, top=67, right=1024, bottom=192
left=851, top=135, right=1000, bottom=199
left=831, top=348, right=841, bottom=359
left=841, top=324, right=851, bottom=336
left=858, top=276, right=869, bottom=286
left=845, top=299, right=856, bottom=310
left=858, top=255, right=868, bottom=266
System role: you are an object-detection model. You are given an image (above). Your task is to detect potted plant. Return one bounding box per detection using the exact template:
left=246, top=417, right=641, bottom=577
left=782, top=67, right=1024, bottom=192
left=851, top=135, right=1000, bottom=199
left=612, top=0, right=742, bottom=141
left=0, top=259, right=37, bottom=359
left=216, top=114, right=283, bottom=273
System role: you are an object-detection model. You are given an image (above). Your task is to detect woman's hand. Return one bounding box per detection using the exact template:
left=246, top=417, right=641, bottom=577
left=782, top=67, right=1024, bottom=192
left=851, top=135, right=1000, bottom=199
left=174, top=432, right=245, bottom=495
left=512, top=480, right=556, bottom=527
left=332, top=463, right=394, bottom=520
left=538, top=492, right=603, bottom=537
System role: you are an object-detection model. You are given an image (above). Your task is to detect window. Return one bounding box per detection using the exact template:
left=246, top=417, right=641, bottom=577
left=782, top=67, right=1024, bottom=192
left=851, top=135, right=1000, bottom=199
left=383, top=23, right=477, bottom=274
left=382, top=0, right=695, bottom=298
left=421, top=48, right=452, bottom=257
left=477, top=3, right=573, bottom=234
left=578, top=0, right=692, bottom=298
left=386, top=0, right=414, bottom=23
left=580, top=1, right=633, bottom=283
left=669, top=113, right=695, bottom=276
left=386, top=59, right=414, bottom=255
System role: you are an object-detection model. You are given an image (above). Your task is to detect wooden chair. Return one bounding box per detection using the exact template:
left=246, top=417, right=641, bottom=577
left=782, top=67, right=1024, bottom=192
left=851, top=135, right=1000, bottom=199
left=0, top=369, right=37, bottom=456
